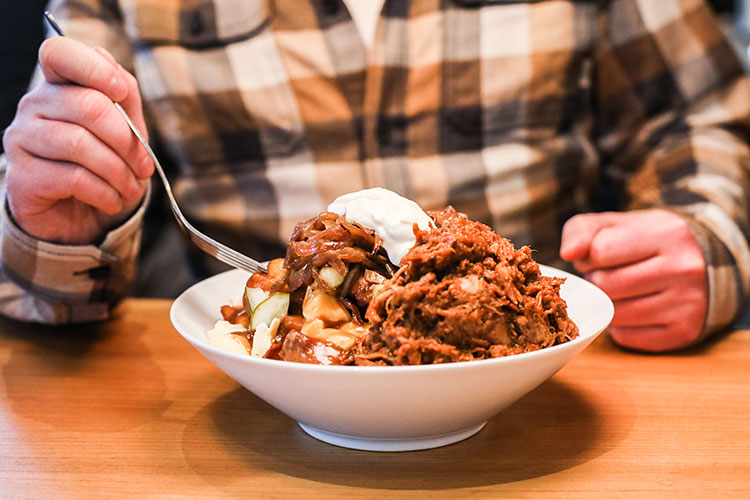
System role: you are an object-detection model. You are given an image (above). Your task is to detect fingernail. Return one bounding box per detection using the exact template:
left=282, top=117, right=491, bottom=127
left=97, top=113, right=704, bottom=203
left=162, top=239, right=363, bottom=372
left=109, top=76, right=127, bottom=101
left=139, top=155, right=153, bottom=178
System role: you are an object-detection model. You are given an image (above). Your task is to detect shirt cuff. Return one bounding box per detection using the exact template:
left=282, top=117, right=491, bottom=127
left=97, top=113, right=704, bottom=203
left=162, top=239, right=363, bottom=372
left=679, top=209, right=749, bottom=341
left=0, top=181, right=151, bottom=323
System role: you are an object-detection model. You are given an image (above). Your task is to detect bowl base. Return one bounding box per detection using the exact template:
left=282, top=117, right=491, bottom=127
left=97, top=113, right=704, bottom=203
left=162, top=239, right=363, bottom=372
left=298, top=421, right=487, bottom=452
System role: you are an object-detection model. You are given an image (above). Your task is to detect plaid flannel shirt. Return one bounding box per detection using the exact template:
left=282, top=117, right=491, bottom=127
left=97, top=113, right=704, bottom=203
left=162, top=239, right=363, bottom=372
left=1, top=0, right=749, bottom=335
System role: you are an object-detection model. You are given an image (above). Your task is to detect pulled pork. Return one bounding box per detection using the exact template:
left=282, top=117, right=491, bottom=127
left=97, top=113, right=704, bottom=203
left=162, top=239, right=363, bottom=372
left=355, top=207, right=579, bottom=365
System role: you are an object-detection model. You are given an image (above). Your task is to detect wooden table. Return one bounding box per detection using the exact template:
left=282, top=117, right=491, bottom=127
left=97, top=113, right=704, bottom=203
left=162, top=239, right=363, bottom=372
left=0, top=299, right=748, bottom=499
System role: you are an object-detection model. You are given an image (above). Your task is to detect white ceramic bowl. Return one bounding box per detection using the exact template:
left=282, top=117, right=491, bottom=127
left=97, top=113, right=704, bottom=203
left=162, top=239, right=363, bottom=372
left=170, top=265, right=613, bottom=451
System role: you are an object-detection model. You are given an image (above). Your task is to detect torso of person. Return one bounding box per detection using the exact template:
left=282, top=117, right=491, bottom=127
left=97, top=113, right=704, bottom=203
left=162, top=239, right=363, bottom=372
left=120, top=0, right=601, bottom=266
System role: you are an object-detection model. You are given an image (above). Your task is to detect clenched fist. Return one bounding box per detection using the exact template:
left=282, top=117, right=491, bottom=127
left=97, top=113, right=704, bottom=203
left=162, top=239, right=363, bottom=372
left=560, top=210, right=707, bottom=352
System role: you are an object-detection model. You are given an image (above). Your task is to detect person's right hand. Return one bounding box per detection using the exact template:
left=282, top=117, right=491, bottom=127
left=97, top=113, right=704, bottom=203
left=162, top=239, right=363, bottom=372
left=2, top=36, right=154, bottom=245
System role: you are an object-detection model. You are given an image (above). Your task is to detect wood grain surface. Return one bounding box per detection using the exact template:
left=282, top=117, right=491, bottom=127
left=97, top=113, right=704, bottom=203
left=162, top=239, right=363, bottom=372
left=0, top=299, right=748, bottom=499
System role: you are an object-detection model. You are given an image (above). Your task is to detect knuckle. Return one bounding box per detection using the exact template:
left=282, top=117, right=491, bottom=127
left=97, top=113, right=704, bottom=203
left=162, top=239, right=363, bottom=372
left=671, top=217, right=691, bottom=237
left=79, top=91, right=110, bottom=125
left=93, top=46, right=115, bottom=66
left=69, top=165, right=88, bottom=193
left=564, top=214, right=586, bottom=231
left=588, top=269, right=602, bottom=285
left=586, top=270, right=607, bottom=290
left=15, top=92, right=36, bottom=115
left=82, top=57, right=108, bottom=86
left=4, top=152, right=27, bottom=186
left=661, top=210, right=691, bottom=238
left=588, top=237, right=608, bottom=263
left=685, top=255, right=705, bottom=278
left=674, top=250, right=706, bottom=281
left=70, top=165, right=119, bottom=215
left=5, top=167, right=21, bottom=192
left=3, top=119, right=31, bottom=157
left=67, top=127, right=89, bottom=158
left=683, top=287, right=708, bottom=315
left=2, top=123, right=19, bottom=152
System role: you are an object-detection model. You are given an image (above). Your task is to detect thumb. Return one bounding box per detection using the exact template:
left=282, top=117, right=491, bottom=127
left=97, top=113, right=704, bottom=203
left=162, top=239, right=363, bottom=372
left=560, top=212, right=622, bottom=262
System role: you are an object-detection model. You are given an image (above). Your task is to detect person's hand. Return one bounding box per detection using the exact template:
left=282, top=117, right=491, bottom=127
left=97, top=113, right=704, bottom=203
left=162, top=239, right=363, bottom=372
left=560, top=210, right=707, bottom=352
left=2, top=36, right=153, bottom=245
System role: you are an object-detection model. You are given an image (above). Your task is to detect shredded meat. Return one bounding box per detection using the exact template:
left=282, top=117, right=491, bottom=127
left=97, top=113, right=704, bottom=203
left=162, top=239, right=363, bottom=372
left=354, top=207, right=579, bottom=365
left=229, top=207, right=578, bottom=365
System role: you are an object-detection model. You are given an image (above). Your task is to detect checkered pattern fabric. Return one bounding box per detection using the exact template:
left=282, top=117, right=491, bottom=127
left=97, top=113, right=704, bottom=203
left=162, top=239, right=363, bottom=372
left=1, top=0, right=749, bottom=332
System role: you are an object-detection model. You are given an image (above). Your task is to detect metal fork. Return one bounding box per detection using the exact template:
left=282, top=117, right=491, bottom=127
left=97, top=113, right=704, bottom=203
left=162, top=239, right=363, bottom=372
left=44, top=11, right=267, bottom=275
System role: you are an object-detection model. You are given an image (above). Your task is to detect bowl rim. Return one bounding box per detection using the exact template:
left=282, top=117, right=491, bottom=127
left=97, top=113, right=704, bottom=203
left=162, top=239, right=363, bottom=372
left=170, top=264, right=614, bottom=374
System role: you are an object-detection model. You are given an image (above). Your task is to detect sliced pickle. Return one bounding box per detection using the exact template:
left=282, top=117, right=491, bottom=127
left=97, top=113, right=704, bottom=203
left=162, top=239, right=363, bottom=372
left=319, top=266, right=345, bottom=288
left=251, top=292, right=290, bottom=330
left=245, top=287, right=269, bottom=315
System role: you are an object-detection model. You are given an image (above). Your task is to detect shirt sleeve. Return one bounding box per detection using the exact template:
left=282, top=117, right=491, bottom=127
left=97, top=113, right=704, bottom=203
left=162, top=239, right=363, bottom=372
left=0, top=155, right=151, bottom=323
left=593, top=0, right=750, bottom=338
left=0, top=0, right=148, bottom=324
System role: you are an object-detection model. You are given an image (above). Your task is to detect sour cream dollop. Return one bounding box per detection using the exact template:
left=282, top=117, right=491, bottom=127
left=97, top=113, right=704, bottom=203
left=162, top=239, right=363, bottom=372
left=327, top=188, right=433, bottom=265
